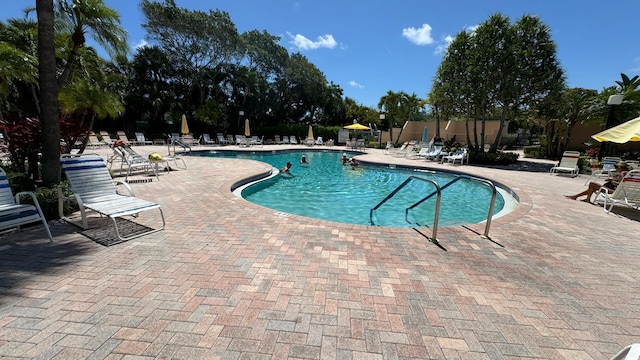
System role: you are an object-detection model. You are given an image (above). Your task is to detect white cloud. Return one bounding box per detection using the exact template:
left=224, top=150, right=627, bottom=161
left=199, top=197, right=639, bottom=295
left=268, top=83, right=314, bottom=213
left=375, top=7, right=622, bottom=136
left=434, top=35, right=454, bottom=55
left=287, top=32, right=337, bottom=50
left=134, top=39, right=148, bottom=49
left=349, top=81, right=364, bottom=89
left=402, top=24, right=434, bottom=46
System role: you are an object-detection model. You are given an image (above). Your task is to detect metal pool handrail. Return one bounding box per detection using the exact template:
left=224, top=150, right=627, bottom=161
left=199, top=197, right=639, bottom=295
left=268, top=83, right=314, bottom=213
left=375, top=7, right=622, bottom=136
left=406, top=174, right=497, bottom=239
left=370, top=175, right=442, bottom=241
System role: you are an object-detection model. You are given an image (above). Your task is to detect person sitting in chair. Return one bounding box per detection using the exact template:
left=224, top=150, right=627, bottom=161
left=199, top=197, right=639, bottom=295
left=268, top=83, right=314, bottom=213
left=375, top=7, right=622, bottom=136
left=565, top=161, right=631, bottom=203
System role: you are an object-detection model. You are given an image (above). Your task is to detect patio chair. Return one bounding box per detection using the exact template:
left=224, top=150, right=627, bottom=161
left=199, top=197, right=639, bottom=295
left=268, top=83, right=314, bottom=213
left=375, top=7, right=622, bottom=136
left=274, top=135, right=283, bottom=144
left=596, top=169, right=640, bottom=213
left=290, top=136, right=299, bottom=145
left=122, top=145, right=186, bottom=171
left=87, top=131, right=107, bottom=148
left=99, top=131, right=115, bottom=146
left=584, top=156, right=621, bottom=185
left=314, top=137, right=324, bottom=145
left=424, top=145, right=443, bottom=161
left=249, top=136, right=263, bottom=147
left=226, top=135, right=235, bottom=145
left=216, top=133, right=229, bottom=145
left=442, top=148, right=468, bottom=165
left=116, top=131, right=131, bottom=145
left=235, top=135, right=248, bottom=146
left=0, top=167, right=53, bottom=241
left=202, top=133, right=216, bottom=145
left=107, top=145, right=159, bottom=182
left=134, top=132, right=152, bottom=146
left=304, top=137, right=315, bottom=146
left=59, top=153, right=165, bottom=241
left=610, top=343, right=640, bottom=360
left=280, top=135, right=290, bottom=144
left=550, top=150, right=580, bottom=177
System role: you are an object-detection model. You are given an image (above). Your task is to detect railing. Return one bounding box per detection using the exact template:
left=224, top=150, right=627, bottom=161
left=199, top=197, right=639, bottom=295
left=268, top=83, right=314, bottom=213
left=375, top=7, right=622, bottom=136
left=370, top=176, right=441, bottom=241
left=168, top=137, right=191, bottom=154
left=371, top=174, right=498, bottom=242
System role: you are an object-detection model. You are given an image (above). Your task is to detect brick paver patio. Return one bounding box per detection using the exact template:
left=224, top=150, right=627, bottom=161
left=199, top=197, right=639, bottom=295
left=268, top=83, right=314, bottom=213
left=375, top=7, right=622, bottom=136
left=1, top=144, right=638, bottom=359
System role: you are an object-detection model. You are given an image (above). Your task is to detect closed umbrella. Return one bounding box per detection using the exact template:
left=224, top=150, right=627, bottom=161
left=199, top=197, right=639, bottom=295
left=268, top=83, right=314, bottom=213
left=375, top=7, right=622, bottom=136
left=592, top=116, right=640, bottom=143
left=307, top=124, right=314, bottom=140
left=180, top=114, right=189, bottom=135
left=244, top=118, right=251, bottom=137
left=421, top=126, right=428, bottom=142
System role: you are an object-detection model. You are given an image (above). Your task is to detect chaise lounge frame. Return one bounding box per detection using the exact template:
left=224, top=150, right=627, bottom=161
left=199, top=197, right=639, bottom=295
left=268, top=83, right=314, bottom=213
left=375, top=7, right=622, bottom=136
left=59, top=153, right=165, bottom=241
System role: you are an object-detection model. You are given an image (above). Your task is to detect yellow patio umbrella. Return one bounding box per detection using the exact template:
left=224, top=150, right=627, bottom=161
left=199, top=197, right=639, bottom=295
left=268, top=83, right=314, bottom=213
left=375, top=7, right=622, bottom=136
left=344, top=123, right=370, bottom=130
left=180, top=114, right=189, bottom=134
left=244, top=118, right=251, bottom=137
left=307, top=124, right=314, bottom=140
left=592, top=116, right=640, bottom=143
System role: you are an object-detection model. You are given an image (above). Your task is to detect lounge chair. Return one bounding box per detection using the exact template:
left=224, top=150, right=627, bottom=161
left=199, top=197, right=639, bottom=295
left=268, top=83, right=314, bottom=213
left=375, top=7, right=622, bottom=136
left=596, top=169, right=640, bottom=213
left=133, top=132, right=152, bottom=146
left=216, top=133, right=229, bottom=145
left=87, top=131, right=107, bottom=148
left=249, top=136, right=263, bottom=147
left=107, top=145, right=159, bottom=182
left=226, top=135, right=235, bottom=145
left=274, top=135, right=283, bottom=144
left=235, top=135, right=248, bottom=146
left=123, top=145, right=186, bottom=171
left=99, top=131, right=115, bottom=146
left=584, top=156, right=621, bottom=185
left=280, top=135, right=290, bottom=145
left=550, top=151, right=580, bottom=177
left=442, top=148, right=468, bottom=165
left=116, top=131, right=131, bottom=145
left=315, top=137, right=324, bottom=145
left=182, top=133, right=198, bottom=146
left=0, top=167, right=53, bottom=241
left=304, top=137, right=315, bottom=146
left=202, top=133, right=216, bottom=145
left=59, top=153, right=165, bottom=241
left=610, top=343, right=640, bottom=360
left=289, top=136, right=298, bottom=145
left=424, top=146, right=443, bottom=161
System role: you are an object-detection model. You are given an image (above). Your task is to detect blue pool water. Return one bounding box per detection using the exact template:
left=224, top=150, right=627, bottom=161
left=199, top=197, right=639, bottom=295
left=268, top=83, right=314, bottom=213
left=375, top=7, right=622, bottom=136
left=196, top=150, right=507, bottom=227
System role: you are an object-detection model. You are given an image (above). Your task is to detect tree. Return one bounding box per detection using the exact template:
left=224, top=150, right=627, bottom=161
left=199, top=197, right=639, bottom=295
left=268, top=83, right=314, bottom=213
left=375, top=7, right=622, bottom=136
left=36, top=0, right=60, bottom=185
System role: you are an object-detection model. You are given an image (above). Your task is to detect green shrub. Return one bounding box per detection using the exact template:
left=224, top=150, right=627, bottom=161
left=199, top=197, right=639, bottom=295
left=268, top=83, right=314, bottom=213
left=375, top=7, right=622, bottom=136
left=469, top=151, right=519, bottom=165
left=33, top=184, right=78, bottom=222
left=523, top=145, right=542, bottom=158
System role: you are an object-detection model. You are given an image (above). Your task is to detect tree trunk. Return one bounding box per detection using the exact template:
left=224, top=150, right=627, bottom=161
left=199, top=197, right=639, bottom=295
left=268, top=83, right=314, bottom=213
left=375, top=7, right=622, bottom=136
left=36, top=0, right=61, bottom=186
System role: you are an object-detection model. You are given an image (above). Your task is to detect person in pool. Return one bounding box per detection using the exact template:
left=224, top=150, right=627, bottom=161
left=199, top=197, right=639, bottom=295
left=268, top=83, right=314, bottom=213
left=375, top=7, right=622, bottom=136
left=280, top=162, right=292, bottom=175
left=300, top=155, right=309, bottom=164
left=341, top=154, right=349, bottom=165
left=349, top=158, right=359, bottom=168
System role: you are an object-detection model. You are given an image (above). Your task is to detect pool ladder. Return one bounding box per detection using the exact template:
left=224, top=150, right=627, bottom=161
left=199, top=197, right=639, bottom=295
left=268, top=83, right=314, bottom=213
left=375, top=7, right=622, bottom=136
left=369, top=175, right=497, bottom=243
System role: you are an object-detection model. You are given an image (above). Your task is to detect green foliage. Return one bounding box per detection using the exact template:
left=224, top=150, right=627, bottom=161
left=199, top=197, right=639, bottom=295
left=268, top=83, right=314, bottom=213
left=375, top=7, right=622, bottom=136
left=523, top=145, right=543, bottom=158
left=468, top=151, right=519, bottom=165
left=33, top=185, right=78, bottom=221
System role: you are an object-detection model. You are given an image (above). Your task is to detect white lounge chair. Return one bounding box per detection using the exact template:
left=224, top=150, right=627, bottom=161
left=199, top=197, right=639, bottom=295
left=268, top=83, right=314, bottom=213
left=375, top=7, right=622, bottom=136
left=87, top=132, right=107, bottom=148
left=314, top=137, right=324, bottom=145
left=116, top=131, right=131, bottom=145
left=550, top=151, right=580, bottom=177
left=202, top=133, right=216, bottom=145
left=107, top=145, right=159, bottom=182
left=59, top=153, right=165, bottom=241
left=596, top=169, right=640, bottom=213
left=289, top=136, right=298, bottom=145
left=133, top=132, right=152, bottom=146
left=584, top=156, right=621, bottom=185
left=0, top=167, right=52, bottom=241
left=99, top=131, right=115, bottom=146
left=249, top=136, right=263, bottom=147
left=216, top=133, right=229, bottom=145
left=424, top=146, right=443, bottom=161
left=610, top=343, right=640, bottom=360
left=442, top=148, right=468, bottom=165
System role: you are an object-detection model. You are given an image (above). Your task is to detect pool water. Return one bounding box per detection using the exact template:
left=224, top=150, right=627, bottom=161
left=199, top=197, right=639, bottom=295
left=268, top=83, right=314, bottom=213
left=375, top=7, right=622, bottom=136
left=198, top=150, right=506, bottom=227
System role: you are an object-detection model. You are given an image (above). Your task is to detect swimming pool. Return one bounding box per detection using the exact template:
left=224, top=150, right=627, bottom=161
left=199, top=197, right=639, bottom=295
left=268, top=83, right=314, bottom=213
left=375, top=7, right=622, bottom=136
left=195, top=150, right=512, bottom=227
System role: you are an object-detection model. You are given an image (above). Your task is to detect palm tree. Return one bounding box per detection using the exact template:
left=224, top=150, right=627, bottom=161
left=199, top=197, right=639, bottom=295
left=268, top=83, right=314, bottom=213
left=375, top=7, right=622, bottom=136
left=55, top=0, right=128, bottom=90
left=36, top=0, right=61, bottom=185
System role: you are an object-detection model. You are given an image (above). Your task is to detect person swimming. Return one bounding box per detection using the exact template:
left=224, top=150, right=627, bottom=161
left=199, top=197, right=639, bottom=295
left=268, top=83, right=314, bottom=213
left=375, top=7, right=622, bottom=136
left=341, top=153, right=349, bottom=165
left=280, top=161, right=292, bottom=175
left=300, top=155, right=309, bottom=164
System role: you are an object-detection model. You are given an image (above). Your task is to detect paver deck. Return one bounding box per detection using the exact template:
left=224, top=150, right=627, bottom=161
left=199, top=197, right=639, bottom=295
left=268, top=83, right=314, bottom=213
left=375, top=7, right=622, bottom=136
left=1, top=144, right=639, bottom=359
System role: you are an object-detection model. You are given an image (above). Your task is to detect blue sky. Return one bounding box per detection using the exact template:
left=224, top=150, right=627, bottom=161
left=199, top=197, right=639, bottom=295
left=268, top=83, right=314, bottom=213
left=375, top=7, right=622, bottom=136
left=4, top=1, right=640, bottom=108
